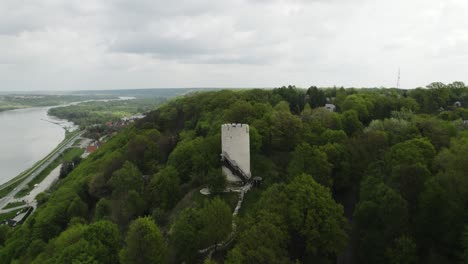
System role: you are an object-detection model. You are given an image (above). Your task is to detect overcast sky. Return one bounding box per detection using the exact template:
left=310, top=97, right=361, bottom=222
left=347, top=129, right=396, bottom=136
left=0, top=0, right=467, bottom=91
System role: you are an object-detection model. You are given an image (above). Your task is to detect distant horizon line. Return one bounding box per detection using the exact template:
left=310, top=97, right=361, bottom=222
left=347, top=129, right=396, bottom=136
left=0, top=82, right=464, bottom=94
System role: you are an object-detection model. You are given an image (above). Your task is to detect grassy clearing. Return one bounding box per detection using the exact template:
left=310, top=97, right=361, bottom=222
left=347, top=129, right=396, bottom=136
left=62, top=148, right=85, bottom=162
left=72, top=139, right=82, bottom=146
left=3, top=201, right=26, bottom=209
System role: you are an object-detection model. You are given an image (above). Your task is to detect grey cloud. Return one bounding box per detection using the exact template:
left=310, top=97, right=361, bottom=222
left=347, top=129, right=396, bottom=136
left=0, top=0, right=468, bottom=90
left=110, top=32, right=280, bottom=65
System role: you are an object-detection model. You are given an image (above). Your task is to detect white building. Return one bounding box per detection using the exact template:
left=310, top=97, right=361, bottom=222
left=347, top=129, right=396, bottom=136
left=325, top=103, right=336, bottom=112
left=221, top=124, right=251, bottom=184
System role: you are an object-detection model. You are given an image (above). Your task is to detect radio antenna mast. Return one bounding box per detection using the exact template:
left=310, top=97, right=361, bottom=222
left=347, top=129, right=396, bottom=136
left=396, top=67, right=401, bottom=88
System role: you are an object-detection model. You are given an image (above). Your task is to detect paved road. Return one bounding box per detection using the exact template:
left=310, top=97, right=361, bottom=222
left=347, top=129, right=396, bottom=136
left=23, top=164, right=62, bottom=204
left=0, top=132, right=83, bottom=211
left=0, top=164, right=62, bottom=214
left=0, top=205, right=29, bottom=214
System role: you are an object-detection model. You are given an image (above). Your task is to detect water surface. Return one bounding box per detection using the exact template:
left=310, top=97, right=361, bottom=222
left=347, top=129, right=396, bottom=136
left=0, top=107, right=67, bottom=185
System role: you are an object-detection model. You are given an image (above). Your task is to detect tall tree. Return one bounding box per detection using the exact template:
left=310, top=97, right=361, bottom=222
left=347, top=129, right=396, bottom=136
left=148, top=165, right=181, bottom=210
left=199, top=198, right=232, bottom=247
left=120, top=217, right=167, bottom=264
left=109, top=161, right=143, bottom=196
left=355, top=176, right=409, bottom=264
left=256, top=174, right=348, bottom=262
left=270, top=102, right=303, bottom=151
left=226, top=211, right=291, bottom=264
left=170, top=208, right=203, bottom=263
left=288, top=143, right=332, bottom=187
left=306, top=86, right=327, bottom=108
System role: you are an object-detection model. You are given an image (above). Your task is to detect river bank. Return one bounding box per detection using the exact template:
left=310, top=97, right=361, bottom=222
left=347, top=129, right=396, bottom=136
left=0, top=107, right=69, bottom=185
left=0, top=98, right=123, bottom=185
left=0, top=130, right=82, bottom=197
left=0, top=96, right=140, bottom=200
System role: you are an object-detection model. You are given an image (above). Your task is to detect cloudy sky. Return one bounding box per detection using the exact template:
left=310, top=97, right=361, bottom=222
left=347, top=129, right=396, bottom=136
left=0, top=0, right=467, bottom=91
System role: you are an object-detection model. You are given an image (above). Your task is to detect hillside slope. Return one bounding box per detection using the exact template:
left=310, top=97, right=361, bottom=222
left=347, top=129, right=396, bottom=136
left=0, top=84, right=468, bottom=263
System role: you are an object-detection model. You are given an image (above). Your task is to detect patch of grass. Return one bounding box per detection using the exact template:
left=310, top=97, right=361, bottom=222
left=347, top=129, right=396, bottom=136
left=0, top=208, right=24, bottom=222
left=0, top=181, right=23, bottom=199
left=3, top=201, right=26, bottom=209
left=238, top=187, right=263, bottom=217
left=72, top=139, right=82, bottom=146
left=62, top=148, right=85, bottom=162
left=14, top=186, right=31, bottom=198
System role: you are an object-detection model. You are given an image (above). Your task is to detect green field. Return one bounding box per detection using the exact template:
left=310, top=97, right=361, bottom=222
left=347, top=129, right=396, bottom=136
left=61, top=148, right=85, bottom=162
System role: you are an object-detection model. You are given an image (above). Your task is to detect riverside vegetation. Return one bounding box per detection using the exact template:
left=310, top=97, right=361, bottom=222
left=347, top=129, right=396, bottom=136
left=48, top=98, right=167, bottom=128
left=0, top=83, right=468, bottom=263
left=0, top=94, right=117, bottom=112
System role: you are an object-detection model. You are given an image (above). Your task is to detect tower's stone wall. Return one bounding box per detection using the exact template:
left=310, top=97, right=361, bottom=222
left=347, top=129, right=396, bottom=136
left=221, top=123, right=250, bottom=183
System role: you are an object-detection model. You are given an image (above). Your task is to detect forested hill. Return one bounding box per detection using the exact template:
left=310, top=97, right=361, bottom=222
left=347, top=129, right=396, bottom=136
left=1, top=83, right=468, bottom=263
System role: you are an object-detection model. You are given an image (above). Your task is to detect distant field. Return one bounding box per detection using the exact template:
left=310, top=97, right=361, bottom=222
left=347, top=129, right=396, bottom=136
left=48, top=98, right=167, bottom=127
left=0, top=94, right=118, bottom=112
left=71, top=87, right=204, bottom=98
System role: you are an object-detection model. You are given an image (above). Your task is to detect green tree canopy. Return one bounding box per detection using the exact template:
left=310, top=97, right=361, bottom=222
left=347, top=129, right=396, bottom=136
left=109, top=161, right=143, bottom=196
left=120, top=217, right=167, bottom=264
left=226, top=211, right=291, bottom=264
left=288, top=143, right=332, bottom=187
left=255, top=174, right=348, bottom=262
left=199, top=197, right=232, bottom=247
left=148, top=165, right=181, bottom=210
left=355, top=176, right=409, bottom=264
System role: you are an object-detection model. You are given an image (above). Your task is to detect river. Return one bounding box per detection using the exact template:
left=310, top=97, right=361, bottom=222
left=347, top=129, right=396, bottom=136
left=0, top=107, right=74, bottom=185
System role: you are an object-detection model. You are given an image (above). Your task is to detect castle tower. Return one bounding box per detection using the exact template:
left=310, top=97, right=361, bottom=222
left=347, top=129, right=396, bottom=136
left=221, top=124, right=251, bottom=184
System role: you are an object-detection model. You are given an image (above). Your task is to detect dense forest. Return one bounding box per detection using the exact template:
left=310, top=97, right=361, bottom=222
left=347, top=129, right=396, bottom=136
left=1, top=83, right=468, bottom=264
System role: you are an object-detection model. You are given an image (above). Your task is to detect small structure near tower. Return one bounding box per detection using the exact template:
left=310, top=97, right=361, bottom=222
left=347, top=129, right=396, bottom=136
left=221, top=124, right=251, bottom=185
left=325, top=103, right=336, bottom=112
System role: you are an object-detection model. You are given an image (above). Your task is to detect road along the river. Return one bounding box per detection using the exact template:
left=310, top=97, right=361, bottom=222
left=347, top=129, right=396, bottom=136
left=0, top=132, right=83, bottom=212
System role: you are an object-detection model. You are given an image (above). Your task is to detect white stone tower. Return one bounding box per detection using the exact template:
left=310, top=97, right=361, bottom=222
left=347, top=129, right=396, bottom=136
left=221, top=124, right=251, bottom=184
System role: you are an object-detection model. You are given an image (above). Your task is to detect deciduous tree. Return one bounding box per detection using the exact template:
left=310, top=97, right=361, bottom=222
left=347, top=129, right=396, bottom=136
left=120, top=217, right=167, bottom=264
